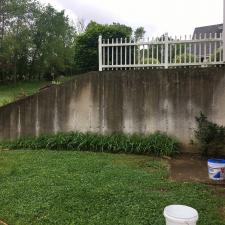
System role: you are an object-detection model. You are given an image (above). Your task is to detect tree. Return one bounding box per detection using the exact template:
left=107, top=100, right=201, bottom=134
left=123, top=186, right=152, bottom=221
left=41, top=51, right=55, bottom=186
left=0, top=0, right=76, bottom=82
left=74, top=21, right=132, bottom=73
left=0, top=0, right=8, bottom=45
left=134, top=27, right=146, bottom=40
left=0, top=0, right=38, bottom=81
left=76, top=17, right=86, bottom=34
left=30, top=5, right=76, bottom=80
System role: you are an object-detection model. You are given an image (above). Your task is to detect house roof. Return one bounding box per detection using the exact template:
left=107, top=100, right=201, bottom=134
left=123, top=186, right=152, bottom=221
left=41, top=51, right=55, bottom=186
left=190, top=24, right=223, bottom=57
left=193, top=24, right=223, bottom=38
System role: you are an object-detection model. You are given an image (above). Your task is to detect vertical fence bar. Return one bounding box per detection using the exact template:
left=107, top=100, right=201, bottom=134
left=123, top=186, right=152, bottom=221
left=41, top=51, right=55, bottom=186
left=142, top=40, right=145, bottom=65
left=147, top=38, right=150, bottom=65
left=164, top=33, right=169, bottom=68
left=189, top=35, right=192, bottom=64
left=98, top=35, right=102, bottom=71
left=209, top=33, right=212, bottom=62
left=223, top=0, right=225, bottom=61
left=194, top=34, right=197, bottom=63
left=129, top=38, right=131, bottom=66
left=184, top=35, right=187, bottom=64
left=162, top=44, right=164, bottom=64
left=120, top=38, right=122, bottom=66
left=134, top=39, right=136, bottom=66
left=220, top=33, right=222, bottom=62
left=179, top=36, right=182, bottom=64
left=112, top=38, right=114, bottom=68
left=156, top=41, right=159, bottom=64
left=116, top=38, right=118, bottom=69
left=174, top=36, right=177, bottom=64
left=107, top=39, right=109, bottom=69
left=214, top=33, right=217, bottom=63
left=103, top=39, right=105, bottom=69
left=151, top=38, right=154, bottom=64
left=125, top=38, right=127, bottom=69
left=138, top=42, right=140, bottom=65
left=204, top=33, right=207, bottom=62
left=199, top=33, right=202, bottom=63
left=161, top=43, right=163, bottom=64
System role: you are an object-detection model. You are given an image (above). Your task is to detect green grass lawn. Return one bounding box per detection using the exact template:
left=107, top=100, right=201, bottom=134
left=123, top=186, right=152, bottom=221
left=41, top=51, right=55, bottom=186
left=0, top=81, right=48, bottom=107
left=0, top=150, right=224, bottom=225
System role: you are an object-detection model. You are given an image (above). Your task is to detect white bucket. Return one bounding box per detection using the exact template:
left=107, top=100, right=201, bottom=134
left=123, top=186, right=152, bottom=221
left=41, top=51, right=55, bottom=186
left=208, top=159, right=225, bottom=181
left=164, top=205, right=198, bottom=225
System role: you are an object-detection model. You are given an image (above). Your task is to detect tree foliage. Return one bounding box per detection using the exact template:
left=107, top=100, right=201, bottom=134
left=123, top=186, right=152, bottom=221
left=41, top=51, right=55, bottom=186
left=134, top=27, right=146, bottom=40
left=0, top=0, right=139, bottom=81
left=74, top=21, right=132, bottom=73
left=0, top=0, right=76, bottom=82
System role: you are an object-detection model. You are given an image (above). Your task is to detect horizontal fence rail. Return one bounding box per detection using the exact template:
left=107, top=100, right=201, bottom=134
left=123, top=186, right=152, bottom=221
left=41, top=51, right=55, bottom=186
left=98, top=33, right=225, bottom=71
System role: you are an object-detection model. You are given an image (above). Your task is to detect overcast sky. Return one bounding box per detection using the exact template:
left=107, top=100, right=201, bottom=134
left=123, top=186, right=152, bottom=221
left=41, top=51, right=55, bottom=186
left=39, top=0, right=223, bottom=37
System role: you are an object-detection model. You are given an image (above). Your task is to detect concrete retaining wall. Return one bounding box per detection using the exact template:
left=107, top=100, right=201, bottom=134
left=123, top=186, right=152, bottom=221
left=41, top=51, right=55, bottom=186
left=1, top=67, right=225, bottom=152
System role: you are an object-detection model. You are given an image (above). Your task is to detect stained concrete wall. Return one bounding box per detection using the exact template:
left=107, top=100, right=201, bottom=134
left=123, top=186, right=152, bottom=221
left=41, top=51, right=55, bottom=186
left=1, top=67, right=225, bottom=152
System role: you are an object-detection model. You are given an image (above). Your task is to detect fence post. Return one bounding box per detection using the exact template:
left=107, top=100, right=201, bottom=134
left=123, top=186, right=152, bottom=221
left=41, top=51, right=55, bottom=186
left=223, top=0, right=225, bottom=62
left=164, top=33, right=169, bottom=69
left=98, top=35, right=103, bottom=71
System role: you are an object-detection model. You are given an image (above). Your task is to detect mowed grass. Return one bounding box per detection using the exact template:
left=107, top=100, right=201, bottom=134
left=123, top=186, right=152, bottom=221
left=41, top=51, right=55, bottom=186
left=0, top=150, right=224, bottom=225
left=0, top=81, right=48, bottom=106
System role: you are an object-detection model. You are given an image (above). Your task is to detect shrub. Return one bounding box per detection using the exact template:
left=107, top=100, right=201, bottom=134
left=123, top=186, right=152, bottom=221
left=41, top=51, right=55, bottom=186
left=141, top=58, right=160, bottom=64
left=0, top=132, right=180, bottom=157
left=210, top=48, right=223, bottom=62
left=173, top=54, right=195, bottom=63
left=194, top=112, right=225, bottom=156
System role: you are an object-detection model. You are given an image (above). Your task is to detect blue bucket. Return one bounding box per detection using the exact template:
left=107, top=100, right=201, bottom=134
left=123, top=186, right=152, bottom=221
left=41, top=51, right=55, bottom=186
left=208, top=159, right=225, bottom=181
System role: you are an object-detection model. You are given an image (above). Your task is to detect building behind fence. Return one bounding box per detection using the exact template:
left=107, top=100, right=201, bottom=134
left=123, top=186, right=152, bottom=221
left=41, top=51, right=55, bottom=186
left=98, top=32, right=225, bottom=71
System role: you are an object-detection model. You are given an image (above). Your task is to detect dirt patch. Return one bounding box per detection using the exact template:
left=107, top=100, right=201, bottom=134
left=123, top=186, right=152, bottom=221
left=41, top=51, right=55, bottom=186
left=0, top=220, right=8, bottom=225
left=169, top=154, right=225, bottom=187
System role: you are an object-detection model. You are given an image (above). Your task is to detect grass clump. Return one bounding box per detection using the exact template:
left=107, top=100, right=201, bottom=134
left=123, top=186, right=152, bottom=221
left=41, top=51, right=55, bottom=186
left=0, top=132, right=180, bottom=156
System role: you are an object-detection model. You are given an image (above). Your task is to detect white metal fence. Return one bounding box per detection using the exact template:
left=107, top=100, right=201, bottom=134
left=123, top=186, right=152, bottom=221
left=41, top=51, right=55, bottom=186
left=98, top=33, right=224, bottom=71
